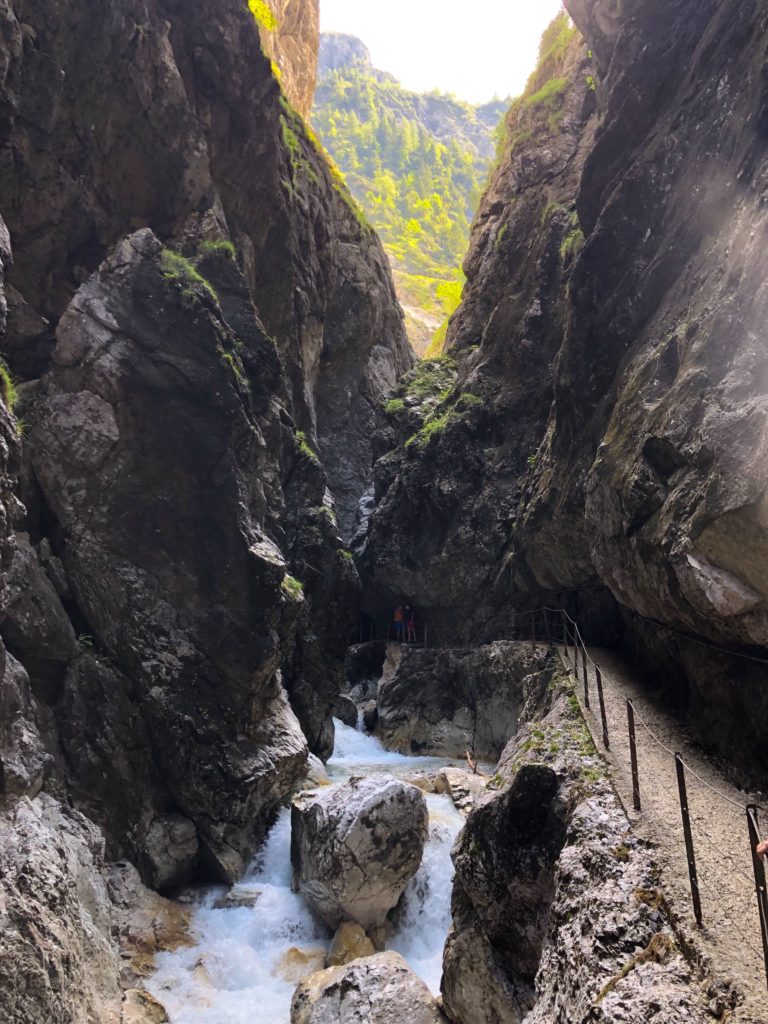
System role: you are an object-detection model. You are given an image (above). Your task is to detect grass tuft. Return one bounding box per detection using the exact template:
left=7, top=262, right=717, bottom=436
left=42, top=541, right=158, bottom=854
left=161, top=249, right=218, bottom=304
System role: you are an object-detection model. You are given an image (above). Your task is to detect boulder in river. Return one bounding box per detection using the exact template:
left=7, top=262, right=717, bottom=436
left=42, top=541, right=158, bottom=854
left=290, top=952, right=446, bottom=1023
left=291, top=775, right=428, bottom=929
left=376, top=642, right=552, bottom=758
left=326, top=921, right=375, bottom=967
left=333, top=693, right=358, bottom=728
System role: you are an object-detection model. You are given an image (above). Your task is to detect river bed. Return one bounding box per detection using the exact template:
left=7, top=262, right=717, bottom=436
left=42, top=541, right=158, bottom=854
left=147, top=720, right=464, bottom=1023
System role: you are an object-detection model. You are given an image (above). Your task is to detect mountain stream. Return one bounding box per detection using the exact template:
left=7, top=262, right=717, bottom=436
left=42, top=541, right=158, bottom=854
left=147, top=720, right=464, bottom=1023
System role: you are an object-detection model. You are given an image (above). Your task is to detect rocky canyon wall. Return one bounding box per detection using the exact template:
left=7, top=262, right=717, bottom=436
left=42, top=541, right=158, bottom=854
left=0, top=0, right=410, bottom=1016
left=361, top=0, right=768, bottom=780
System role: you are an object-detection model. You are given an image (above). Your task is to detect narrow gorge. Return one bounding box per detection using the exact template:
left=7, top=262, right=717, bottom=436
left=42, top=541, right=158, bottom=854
left=0, top=1, right=766, bottom=1023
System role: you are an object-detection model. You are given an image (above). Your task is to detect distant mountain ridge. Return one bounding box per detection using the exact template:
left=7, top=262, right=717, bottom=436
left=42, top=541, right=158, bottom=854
left=312, top=33, right=508, bottom=354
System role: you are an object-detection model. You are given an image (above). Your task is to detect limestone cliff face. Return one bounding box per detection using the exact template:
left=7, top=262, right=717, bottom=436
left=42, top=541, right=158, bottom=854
left=0, top=0, right=408, bottom=894
left=362, top=0, right=768, bottom=778
left=259, top=0, right=320, bottom=119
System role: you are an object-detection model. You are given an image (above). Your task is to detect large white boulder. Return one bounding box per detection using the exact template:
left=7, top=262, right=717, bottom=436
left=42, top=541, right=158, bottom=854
left=291, top=775, right=428, bottom=929
left=290, top=952, right=446, bottom=1024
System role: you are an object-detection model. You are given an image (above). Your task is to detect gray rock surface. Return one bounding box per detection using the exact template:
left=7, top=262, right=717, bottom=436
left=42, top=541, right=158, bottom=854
left=258, top=0, right=320, bottom=118
left=1, top=535, right=76, bottom=703
left=291, top=775, right=428, bottom=929
left=360, top=0, right=768, bottom=779
left=376, top=642, right=552, bottom=758
left=290, top=952, right=446, bottom=1024
left=0, top=796, right=122, bottom=1024
left=442, top=685, right=711, bottom=1024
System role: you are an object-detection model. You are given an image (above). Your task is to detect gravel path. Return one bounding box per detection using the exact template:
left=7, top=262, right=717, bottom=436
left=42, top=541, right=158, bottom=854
left=559, top=643, right=767, bottom=1022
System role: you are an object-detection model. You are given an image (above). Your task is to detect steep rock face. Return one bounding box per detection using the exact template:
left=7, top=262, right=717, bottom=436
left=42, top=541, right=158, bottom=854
left=360, top=29, right=601, bottom=643
left=0, top=0, right=409, bottom=889
left=259, top=0, right=320, bottom=119
left=376, top=641, right=552, bottom=759
left=442, top=685, right=710, bottom=1023
left=22, top=229, right=312, bottom=884
left=0, top=0, right=410, bottom=530
left=363, top=0, right=768, bottom=775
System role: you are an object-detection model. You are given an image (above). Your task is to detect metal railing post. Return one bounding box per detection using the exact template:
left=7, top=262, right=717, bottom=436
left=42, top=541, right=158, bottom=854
left=562, top=610, right=567, bottom=651
left=544, top=607, right=552, bottom=647
left=581, top=644, right=589, bottom=709
left=573, top=632, right=579, bottom=681
left=627, top=699, right=641, bottom=811
left=596, top=664, right=609, bottom=749
left=675, top=754, right=703, bottom=927
left=747, top=805, right=768, bottom=989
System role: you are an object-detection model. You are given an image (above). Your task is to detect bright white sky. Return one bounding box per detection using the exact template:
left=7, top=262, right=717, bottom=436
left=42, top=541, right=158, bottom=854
left=320, top=0, right=566, bottom=104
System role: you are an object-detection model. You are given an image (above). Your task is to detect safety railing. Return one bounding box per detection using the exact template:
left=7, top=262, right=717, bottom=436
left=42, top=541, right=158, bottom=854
left=513, top=605, right=768, bottom=992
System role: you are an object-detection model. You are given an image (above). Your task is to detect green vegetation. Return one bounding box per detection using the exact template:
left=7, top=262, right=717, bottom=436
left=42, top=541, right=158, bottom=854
left=384, top=397, right=406, bottom=416
left=219, top=348, right=247, bottom=387
left=248, top=0, right=277, bottom=32
left=281, top=574, right=304, bottom=600
left=494, top=12, right=579, bottom=166
left=560, top=225, right=585, bottom=261
left=524, top=76, right=569, bottom=110
left=296, top=430, right=320, bottom=465
left=0, top=363, right=17, bottom=410
left=313, top=57, right=506, bottom=351
left=200, top=239, right=237, bottom=261
left=538, top=11, right=578, bottom=65
left=161, top=249, right=218, bottom=304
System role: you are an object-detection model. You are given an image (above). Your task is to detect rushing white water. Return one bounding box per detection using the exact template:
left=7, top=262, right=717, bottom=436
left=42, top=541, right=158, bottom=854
left=147, top=719, right=464, bottom=1023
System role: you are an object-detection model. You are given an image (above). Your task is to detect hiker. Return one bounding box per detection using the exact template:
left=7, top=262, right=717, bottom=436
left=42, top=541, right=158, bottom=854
left=406, top=605, right=417, bottom=643
left=393, top=605, right=405, bottom=641
left=757, top=839, right=768, bottom=858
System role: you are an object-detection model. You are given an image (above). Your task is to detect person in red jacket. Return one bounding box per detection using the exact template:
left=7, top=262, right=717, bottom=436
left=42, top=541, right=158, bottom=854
left=393, top=605, right=405, bottom=642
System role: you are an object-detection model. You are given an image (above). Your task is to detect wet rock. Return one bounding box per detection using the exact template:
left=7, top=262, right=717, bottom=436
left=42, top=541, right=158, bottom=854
left=291, top=775, right=428, bottom=929
left=404, top=771, right=438, bottom=794
left=106, top=861, right=192, bottom=987
left=361, top=700, right=378, bottom=733
left=290, top=952, right=446, bottom=1024
left=212, top=886, right=261, bottom=911
left=434, top=767, right=488, bottom=815
left=326, top=921, right=375, bottom=967
left=333, top=693, right=358, bottom=728
left=121, top=989, right=170, bottom=1024
left=275, top=947, right=327, bottom=984
left=144, top=814, right=199, bottom=892
left=295, top=753, right=332, bottom=792
left=377, top=642, right=553, bottom=759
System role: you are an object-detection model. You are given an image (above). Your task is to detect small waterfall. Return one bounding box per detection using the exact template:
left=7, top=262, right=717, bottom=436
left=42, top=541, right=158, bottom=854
left=148, top=719, right=464, bottom=1021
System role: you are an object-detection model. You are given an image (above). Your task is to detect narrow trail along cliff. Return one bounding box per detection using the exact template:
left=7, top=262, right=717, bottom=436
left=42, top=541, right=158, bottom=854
left=570, top=645, right=767, bottom=1022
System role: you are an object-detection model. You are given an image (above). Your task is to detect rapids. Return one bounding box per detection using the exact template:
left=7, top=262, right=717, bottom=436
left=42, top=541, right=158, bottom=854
left=147, top=719, right=464, bottom=1022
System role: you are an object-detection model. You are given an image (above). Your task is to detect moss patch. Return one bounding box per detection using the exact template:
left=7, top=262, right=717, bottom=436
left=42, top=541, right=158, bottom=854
left=0, top=363, right=17, bottom=410
left=161, top=249, right=218, bottom=304
left=281, top=574, right=304, bottom=600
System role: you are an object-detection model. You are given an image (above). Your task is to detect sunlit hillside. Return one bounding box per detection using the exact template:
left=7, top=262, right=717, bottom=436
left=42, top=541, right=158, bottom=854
left=312, top=33, right=506, bottom=355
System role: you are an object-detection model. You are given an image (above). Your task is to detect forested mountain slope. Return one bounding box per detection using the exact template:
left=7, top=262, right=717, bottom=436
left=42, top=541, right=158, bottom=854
left=313, top=33, right=507, bottom=354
